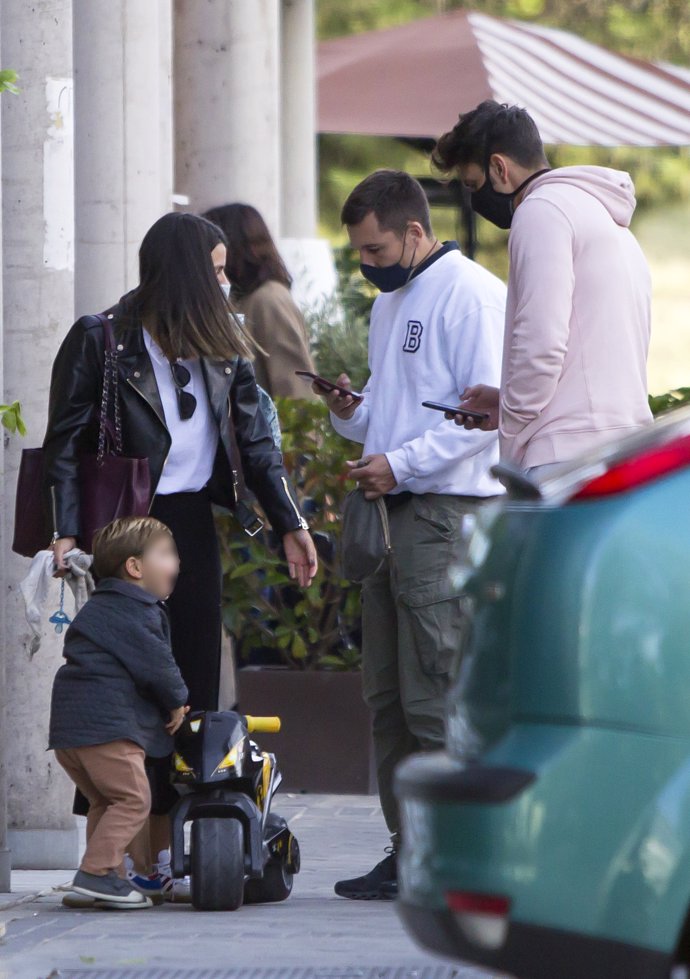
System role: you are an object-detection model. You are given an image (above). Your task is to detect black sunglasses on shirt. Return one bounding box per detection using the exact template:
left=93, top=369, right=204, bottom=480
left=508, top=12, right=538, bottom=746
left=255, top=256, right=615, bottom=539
left=170, top=362, right=197, bottom=420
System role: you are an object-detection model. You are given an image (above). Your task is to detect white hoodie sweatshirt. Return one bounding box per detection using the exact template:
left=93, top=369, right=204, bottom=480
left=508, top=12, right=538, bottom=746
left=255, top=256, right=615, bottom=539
left=500, top=166, right=653, bottom=469
left=332, top=246, right=505, bottom=497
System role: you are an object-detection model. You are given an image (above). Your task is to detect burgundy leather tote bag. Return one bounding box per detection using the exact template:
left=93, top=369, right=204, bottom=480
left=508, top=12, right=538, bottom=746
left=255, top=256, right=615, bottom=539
left=12, top=314, right=151, bottom=557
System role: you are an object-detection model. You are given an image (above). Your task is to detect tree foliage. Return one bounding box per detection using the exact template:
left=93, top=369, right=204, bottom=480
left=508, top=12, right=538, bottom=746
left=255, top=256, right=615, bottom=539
left=463, top=0, right=690, bottom=65
left=316, top=0, right=690, bottom=247
left=317, top=0, right=690, bottom=65
left=317, top=0, right=451, bottom=39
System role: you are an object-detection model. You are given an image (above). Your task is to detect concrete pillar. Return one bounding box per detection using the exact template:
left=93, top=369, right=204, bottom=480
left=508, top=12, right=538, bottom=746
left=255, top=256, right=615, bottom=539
left=73, top=0, right=174, bottom=317
left=0, top=16, right=8, bottom=895
left=174, top=0, right=282, bottom=234
left=0, top=0, right=80, bottom=872
left=278, top=0, right=331, bottom=318
left=280, top=0, right=317, bottom=238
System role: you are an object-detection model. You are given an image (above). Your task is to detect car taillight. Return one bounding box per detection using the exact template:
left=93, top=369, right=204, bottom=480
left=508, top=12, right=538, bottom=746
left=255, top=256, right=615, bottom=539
left=445, top=890, right=511, bottom=949
left=572, top=434, right=690, bottom=501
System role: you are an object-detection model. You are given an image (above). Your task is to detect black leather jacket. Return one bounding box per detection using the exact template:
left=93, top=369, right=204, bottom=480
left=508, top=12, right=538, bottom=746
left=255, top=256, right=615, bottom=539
left=43, top=298, right=308, bottom=543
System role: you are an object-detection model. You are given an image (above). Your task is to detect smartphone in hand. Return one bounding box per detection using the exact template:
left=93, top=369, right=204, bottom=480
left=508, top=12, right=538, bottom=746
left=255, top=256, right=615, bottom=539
left=295, top=371, right=363, bottom=399
left=422, top=400, right=489, bottom=422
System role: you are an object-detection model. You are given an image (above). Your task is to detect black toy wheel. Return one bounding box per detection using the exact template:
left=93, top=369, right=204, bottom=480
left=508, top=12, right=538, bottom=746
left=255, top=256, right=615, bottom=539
left=190, top=817, right=245, bottom=911
left=244, top=856, right=294, bottom=904
left=287, top=833, right=301, bottom=874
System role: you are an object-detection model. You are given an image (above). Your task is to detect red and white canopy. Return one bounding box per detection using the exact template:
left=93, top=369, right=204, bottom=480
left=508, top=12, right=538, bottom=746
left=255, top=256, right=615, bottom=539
left=318, top=10, right=690, bottom=146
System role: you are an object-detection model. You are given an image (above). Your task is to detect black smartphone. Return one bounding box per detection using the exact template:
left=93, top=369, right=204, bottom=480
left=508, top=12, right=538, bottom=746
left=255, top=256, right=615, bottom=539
left=422, top=401, right=489, bottom=422
left=295, top=370, right=363, bottom=399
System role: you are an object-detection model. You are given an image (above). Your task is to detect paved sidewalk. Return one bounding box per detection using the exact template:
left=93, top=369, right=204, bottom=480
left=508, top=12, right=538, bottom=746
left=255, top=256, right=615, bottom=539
left=0, top=794, right=500, bottom=979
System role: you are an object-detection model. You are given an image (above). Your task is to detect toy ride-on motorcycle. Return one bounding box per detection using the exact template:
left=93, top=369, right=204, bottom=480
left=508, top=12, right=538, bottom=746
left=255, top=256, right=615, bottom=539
left=169, top=710, right=300, bottom=911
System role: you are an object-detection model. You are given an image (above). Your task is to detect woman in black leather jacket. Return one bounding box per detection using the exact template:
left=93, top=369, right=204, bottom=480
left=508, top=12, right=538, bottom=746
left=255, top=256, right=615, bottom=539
left=44, top=211, right=317, bottom=714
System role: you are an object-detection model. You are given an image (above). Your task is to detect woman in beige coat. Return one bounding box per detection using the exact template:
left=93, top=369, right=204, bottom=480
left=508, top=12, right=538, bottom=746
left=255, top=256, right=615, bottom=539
left=203, top=203, right=317, bottom=401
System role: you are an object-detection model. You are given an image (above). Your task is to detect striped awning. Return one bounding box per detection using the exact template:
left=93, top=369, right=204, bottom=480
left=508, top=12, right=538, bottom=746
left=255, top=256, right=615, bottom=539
left=317, top=10, right=690, bottom=146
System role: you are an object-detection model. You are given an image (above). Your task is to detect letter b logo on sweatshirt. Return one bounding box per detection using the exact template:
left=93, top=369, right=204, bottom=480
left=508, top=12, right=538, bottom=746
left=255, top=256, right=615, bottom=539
left=403, top=320, right=423, bottom=353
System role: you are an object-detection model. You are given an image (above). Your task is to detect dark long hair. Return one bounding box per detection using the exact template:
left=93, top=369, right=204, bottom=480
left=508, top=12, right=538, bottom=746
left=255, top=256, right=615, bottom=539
left=202, top=203, right=292, bottom=300
left=129, top=211, right=253, bottom=361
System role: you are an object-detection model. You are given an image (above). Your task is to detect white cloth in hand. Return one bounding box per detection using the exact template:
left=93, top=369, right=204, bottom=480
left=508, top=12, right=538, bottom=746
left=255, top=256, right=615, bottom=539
left=19, top=549, right=95, bottom=655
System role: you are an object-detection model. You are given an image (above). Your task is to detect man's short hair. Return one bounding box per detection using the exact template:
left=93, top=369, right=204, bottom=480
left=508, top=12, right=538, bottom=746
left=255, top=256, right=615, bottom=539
left=340, top=169, right=432, bottom=237
left=92, top=516, right=173, bottom=580
left=433, top=100, right=548, bottom=173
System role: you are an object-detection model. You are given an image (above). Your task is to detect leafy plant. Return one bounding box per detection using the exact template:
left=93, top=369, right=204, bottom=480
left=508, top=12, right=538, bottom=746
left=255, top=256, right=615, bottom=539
left=0, top=69, right=18, bottom=95
left=0, top=76, right=22, bottom=442
left=0, top=401, right=26, bottom=435
left=306, top=246, right=373, bottom=392
left=217, top=398, right=363, bottom=671
left=225, top=255, right=372, bottom=670
left=649, top=387, right=690, bottom=416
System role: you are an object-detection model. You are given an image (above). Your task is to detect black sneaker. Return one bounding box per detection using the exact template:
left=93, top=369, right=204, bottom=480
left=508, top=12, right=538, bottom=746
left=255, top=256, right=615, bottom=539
left=334, top=848, right=397, bottom=900
left=379, top=878, right=398, bottom=900
left=72, top=869, right=152, bottom=907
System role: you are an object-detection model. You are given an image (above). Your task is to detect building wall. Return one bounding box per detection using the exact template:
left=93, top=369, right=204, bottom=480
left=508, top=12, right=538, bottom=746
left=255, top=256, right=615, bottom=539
left=1, top=0, right=79, bottom=871
left=0, top=0, right=319, bottom=878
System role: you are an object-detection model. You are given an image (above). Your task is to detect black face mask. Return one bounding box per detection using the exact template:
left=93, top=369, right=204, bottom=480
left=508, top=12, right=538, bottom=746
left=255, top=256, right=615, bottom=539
left=360, top=232, right=418, bottom=293
left=471, top=168, right=551, bottom=229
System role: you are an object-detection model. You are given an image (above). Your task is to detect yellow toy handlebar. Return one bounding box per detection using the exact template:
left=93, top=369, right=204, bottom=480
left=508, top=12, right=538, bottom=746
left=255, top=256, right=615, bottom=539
left=244, top=715, right=281, bottom=734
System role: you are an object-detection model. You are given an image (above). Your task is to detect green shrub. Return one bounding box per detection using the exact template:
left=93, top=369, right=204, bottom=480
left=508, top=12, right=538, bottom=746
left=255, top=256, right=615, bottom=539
left=218, top=251, right=373, bottom=670
left=0, top=401, right=26, bottom=435
left=217, top=398, right=363, bottom=671
left=0, top=70, right=18, bottom=95
left=307, top=247, right=373, bottom=392
left=649, top=388, right=690, bottom=417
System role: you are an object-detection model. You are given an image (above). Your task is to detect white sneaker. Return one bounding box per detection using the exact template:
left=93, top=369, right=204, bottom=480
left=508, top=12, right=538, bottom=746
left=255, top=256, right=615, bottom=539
left=155, top=849, right=191, bottom=903
left=129, top=849, right=190, bottom=903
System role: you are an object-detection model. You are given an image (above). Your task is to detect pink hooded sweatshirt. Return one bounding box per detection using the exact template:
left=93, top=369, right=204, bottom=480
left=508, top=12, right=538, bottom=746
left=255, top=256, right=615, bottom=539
left=499, top=166, right=653, bottom=469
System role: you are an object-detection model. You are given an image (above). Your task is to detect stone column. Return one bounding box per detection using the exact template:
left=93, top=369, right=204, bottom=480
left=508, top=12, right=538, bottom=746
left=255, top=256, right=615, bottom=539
left=174, top=0, right=282, bottom=234
left=280, top=0, right=317, bottom=238
left=0, top=14, right=8, bottom=894
left=73, top=0, right=174, bottom=317
left=278, top=0, right=335, bottom=317
left=0, top=0, right=79, bottom=870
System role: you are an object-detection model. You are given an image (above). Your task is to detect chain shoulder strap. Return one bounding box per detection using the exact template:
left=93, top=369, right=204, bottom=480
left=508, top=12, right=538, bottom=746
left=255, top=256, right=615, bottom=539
left=95, top=314, right=123, bottom=464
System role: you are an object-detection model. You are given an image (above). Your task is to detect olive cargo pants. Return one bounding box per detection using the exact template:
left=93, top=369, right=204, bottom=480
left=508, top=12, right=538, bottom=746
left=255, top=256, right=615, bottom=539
left=361, top=493, right=478, bottom=838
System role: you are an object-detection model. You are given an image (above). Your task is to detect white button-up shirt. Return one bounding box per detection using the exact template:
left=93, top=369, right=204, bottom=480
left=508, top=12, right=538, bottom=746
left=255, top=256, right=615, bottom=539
left=143, top=330, right=218, bottom=495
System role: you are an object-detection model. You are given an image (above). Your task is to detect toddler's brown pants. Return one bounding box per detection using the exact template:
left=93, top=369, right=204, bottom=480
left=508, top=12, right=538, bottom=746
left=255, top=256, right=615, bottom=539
left=55, top=740, right=151, bottom=876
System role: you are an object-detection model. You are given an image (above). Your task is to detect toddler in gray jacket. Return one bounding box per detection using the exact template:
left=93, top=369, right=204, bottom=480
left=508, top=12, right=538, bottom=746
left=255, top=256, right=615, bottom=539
left=49, top=516, right=188, bottom=909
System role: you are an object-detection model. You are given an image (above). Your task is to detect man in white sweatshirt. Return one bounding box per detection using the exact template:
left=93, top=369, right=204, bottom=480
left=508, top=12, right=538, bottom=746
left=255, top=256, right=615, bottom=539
left=315, top=170, right=505, bottom=900
left=433, top=101, right=653, bottom=476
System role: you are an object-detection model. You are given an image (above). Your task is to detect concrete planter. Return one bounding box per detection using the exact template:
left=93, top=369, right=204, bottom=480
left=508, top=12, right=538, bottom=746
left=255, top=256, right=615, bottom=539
left=238, top=669, right=376, bottom=794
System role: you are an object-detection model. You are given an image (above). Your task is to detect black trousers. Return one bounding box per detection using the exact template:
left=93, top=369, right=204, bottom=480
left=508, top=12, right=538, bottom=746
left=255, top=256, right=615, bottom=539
left=151, top=489, right=223, bottom=712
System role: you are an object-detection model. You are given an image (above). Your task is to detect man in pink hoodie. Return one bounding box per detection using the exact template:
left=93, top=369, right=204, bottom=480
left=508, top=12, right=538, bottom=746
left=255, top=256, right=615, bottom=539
left=433, top=101, right=653, bottom=475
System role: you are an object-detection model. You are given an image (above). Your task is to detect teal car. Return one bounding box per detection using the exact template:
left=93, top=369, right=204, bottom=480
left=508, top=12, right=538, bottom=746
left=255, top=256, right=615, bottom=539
left=395, top=407, right=690, bottom=979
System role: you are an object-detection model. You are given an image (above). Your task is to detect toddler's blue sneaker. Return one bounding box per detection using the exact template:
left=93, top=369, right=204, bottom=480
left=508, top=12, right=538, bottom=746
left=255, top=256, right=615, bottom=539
left=127, top=849, right=191, bottom=903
